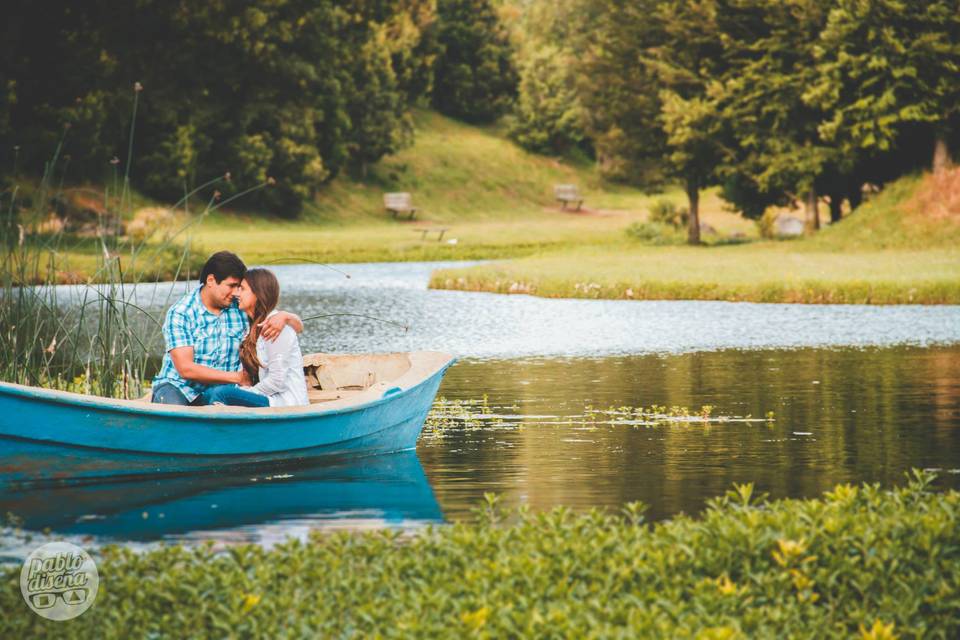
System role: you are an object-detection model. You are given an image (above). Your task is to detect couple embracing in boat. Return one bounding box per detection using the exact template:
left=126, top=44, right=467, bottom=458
left=150, top=251, right=309, bottom=408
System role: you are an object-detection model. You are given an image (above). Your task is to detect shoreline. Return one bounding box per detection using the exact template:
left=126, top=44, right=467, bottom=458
left=429, top=246, right=960, bottom=305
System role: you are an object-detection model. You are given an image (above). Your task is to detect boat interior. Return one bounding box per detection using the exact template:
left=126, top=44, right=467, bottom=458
left=302, top=352, right=414, bottom=404
left=114, top=351, right=451, bottom=412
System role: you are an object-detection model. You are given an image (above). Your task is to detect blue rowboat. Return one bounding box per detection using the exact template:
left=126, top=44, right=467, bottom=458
left=0, top=351, right=455, bottom=486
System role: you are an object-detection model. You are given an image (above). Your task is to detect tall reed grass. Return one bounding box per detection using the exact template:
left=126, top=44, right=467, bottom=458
left=0, top=84, right=271, bottom=398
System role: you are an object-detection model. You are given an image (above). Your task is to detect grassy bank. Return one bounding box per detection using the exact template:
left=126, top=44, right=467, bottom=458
left=429, top=245, right=960, bottom=304
left=430, top=170, right=960, bottom=305
left=3, top=473, right=958, bottom=637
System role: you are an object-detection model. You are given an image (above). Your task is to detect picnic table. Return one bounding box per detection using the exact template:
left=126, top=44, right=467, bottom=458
left=412, top=227, right=450, bottom=241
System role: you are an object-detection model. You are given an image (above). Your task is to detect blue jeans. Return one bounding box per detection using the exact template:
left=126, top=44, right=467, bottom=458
left=151, top=382, right=202, bottom=406
left=199, top=384, right=270, bottom=408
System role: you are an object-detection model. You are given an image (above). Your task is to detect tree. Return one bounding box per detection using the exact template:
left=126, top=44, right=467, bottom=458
left=577, top=0, right=667, bottom=188
left=649, top=0, right=727, bottom=244
left=578, top=0, right=725, bottom=244
left=0, top=0, right=434, bottom=215
left=714, top=0, right=835, bottom=233
left=506, top=0, right=590, bottom=156
left=431, top=0, right=517, bottom=123
left=509, top=44, right=589, bottom=155
left=809, top=0, right=960, bottom=175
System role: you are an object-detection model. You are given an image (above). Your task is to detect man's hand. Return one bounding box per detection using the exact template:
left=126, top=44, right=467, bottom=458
left=238, top=368, right=253, bottom=387
left=259, top=311, right=303, bottom=341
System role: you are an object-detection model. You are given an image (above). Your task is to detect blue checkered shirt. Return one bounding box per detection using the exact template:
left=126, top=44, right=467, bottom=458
left=152, top=285, right=249, bottom=401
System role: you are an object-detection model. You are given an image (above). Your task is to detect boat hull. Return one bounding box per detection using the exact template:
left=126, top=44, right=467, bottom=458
left=0, top=353, right=454, bottom=485
left=0, top=451, right=443, bottom=540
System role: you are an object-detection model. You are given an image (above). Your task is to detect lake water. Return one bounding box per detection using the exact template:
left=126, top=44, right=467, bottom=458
left=3, top=261, right=960, bottom=553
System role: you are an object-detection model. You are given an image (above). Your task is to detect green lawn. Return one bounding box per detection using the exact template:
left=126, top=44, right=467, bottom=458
left=429, top=170, right=960, bottom=305
left=430, top=245, right=960, bottom=304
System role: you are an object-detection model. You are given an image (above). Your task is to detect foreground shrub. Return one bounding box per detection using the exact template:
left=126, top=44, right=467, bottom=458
left=2, top=472, right=958, bottom=637
left=625, top=220, right=683, bottom=245
left=648, top=198, right=690, bottom=229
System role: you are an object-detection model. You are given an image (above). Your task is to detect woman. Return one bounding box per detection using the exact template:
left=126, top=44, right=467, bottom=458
left=202, top=268, right=310, bottom=408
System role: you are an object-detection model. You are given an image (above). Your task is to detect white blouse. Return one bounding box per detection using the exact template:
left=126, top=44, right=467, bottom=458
left=249, top=310, right=310, bottom=407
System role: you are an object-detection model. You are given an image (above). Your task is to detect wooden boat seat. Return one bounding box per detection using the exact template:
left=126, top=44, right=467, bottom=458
left=302, top=352, right=413, bottom=405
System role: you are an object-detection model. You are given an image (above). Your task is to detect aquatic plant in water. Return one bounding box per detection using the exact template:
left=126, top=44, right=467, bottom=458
left=423, top=397, right=773, bottom=439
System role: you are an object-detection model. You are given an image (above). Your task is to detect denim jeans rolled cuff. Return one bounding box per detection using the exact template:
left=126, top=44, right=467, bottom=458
left=151, top=382, right=199, bottom=406
left=200, top=384, right=270, bottom=408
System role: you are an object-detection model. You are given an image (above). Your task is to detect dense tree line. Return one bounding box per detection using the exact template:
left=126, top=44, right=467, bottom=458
left=3, top=0, right=958, bottom=229
left=0, top=0, right=515, bottom=214
left=510, top=0, right=960, bottom=243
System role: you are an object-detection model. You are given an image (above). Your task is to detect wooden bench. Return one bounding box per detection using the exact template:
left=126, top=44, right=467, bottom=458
left=554, top=184, right=584, bottom=211
left=412, top=227, right=450, bottom=241
left=384, top=192, right=417, bottom=219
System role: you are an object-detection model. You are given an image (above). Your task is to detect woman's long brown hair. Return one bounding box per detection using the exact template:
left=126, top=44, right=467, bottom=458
left=239, top=268, right=280, bottom=382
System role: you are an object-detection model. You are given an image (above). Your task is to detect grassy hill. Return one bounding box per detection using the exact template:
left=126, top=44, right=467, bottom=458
left=191, top=110, right=756, bottom=263
left=287, top=110, right=672, bottom=224
left=807, top=170, right=960, bottom=250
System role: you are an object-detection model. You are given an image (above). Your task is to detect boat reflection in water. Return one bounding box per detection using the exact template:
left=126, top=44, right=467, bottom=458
left=0, top=451, right=443, bottom=544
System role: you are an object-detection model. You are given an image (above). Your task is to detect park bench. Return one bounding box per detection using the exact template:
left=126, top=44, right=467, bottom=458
left=412, top=227, right=450, bottom=241
left=554, top=184, right=584, bottom=211
left=384, top=192, right=417, bottom=220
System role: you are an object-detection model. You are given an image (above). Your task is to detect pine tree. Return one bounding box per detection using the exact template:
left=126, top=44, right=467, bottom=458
left=431, top=0, right=517, bottom=123
left=809, top=0, right=960, bottom=174
left=714, top=0, right=835, bottom=233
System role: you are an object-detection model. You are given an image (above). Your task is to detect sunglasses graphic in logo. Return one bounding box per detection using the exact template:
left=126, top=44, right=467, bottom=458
left=30, top=588, right=89, bottom=609
left=20, top=542, right=99, bottom=621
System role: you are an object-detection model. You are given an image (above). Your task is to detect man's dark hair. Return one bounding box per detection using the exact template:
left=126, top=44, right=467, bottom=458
left=200, top=251, right=246, bottom=284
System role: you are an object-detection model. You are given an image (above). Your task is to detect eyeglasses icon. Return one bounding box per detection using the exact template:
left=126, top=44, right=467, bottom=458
left=30, top=589, right=88, bottom=609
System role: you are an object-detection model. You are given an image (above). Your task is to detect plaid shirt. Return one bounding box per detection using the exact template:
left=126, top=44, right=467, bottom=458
left=152, top=285, right=249, bottom=401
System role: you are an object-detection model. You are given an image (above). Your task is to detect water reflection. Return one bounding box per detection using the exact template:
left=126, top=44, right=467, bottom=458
left=421, top=345, right=960, bottom=522
left=0, top=452, right=442, bottom=545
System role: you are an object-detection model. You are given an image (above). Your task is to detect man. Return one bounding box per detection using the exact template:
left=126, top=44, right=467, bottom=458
left=151, top=251, right=304, bottom=405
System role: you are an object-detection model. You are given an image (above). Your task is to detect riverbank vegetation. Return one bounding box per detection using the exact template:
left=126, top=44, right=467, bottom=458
left=430, top=247, right=960, bottom=305
left=1, top=120, right=218, bottom=398
left=3, top=472, right=958, bottom=637
left=430, top=168, right=960, bottom=304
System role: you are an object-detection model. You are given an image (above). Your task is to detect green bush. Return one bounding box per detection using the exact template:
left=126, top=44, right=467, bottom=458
left=758, top=208, right=779, bottom=239
left=2, top=472, right=958, bottom=637
left=625, top=220, right=683, bottom=245
left=648, top=198, right=689, bottom=229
